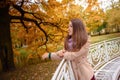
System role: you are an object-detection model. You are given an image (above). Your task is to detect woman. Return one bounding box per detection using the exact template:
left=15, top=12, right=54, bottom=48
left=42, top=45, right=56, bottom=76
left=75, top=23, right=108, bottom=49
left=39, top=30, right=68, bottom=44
left=42, top=18, right=95, bottom=80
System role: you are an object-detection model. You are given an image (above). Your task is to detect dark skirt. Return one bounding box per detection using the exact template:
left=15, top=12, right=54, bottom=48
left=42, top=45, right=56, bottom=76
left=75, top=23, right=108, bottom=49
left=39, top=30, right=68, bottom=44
left=91, top=75, right=96, bottom=80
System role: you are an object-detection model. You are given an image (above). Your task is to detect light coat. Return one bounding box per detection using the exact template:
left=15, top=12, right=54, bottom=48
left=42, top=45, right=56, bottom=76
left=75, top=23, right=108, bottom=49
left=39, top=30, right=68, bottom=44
left=51, top=41, right=94, bottom=80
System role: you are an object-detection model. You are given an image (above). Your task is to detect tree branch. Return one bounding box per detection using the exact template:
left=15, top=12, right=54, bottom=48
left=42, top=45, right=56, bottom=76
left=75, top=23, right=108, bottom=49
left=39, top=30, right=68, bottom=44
left=10, top=3, right=65, bottom=46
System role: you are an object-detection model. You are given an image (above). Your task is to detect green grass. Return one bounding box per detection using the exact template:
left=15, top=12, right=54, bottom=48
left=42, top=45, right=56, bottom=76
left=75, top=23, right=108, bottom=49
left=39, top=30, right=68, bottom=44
left=90, top=32, right=120, bottom=43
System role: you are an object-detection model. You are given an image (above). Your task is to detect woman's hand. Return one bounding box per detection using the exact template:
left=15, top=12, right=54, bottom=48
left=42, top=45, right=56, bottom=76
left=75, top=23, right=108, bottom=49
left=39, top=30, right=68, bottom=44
left=57, top=49, right=66, bottom=58
left=42, top=52, right=48, bottom=60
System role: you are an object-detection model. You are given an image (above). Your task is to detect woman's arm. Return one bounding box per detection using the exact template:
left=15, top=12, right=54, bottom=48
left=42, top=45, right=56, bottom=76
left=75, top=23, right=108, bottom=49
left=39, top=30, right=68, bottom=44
left=51, top=50, right=64, bottom=60
left=42, top=49, right=64, bottom=60
left=63, top=42, right=90, bottom=60
left=42, top=41, right=90, bottom=60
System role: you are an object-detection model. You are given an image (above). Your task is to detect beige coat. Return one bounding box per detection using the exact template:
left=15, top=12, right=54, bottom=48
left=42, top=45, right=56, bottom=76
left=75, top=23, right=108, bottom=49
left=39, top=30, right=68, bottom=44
left=51, top=41, right=94, bottom=80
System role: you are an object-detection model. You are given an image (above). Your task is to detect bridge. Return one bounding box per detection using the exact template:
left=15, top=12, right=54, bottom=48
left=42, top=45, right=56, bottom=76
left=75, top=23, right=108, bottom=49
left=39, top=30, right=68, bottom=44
left=51, top=37, right=120, bottom=80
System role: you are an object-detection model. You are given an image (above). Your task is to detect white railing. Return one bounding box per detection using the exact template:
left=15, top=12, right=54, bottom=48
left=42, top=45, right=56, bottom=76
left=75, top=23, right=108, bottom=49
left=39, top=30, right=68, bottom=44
left=88, top=37, right=120, bottom=70
left=51, top=37, right=120, bottom=80
left=51, top=59, right=75, bottom=80
left=95, top=56, right=120, bottom=80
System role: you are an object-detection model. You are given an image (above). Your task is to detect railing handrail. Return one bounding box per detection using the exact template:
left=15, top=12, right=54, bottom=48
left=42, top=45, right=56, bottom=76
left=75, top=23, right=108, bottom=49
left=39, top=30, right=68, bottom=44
left=51, top=59, right=65, bottom=80
left=95, top=56, right=120, bottom=80
left=51, top=59, right=75, bottom=80
left=88, top=37, right=120, bottom=70
left=51, top=37, right=120, bottom=80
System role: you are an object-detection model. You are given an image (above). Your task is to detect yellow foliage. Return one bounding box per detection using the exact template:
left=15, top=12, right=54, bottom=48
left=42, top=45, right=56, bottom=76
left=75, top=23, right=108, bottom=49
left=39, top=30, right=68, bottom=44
left=10, top=0, right=107, bottom=64
left=27, top=54, right=34, bottom=59
left=13, top=49, right=20, bottom=56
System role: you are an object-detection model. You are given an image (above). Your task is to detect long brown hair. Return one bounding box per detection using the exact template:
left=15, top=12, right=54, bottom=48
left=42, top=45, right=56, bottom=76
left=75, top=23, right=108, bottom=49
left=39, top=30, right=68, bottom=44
left=64, top=18, right=88, bottom=52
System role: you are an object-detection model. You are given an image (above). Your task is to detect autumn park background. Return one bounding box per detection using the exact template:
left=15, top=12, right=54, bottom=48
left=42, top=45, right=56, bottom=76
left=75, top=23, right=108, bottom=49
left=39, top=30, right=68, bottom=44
left=0, top=0, right=120, bottom=80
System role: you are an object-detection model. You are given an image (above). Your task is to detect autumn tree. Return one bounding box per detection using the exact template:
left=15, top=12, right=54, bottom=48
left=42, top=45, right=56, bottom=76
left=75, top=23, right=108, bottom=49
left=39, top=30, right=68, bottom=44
left=0, top=0, right=66, bottom=72
left=0, top=0, right=85, bottom=72
left=106, top=0, right=120, bottom=33
left=83, top=0, right=105, bottom=34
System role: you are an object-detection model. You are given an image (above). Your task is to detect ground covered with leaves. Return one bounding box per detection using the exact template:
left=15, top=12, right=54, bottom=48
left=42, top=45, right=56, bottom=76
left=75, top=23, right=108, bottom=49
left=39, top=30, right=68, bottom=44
left=0, top=60, right=60, bottom=80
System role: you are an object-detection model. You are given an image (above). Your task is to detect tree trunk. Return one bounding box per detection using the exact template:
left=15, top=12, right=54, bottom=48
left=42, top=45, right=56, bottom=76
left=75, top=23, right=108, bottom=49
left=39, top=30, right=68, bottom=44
left=0, top=6, right=15, bottom=72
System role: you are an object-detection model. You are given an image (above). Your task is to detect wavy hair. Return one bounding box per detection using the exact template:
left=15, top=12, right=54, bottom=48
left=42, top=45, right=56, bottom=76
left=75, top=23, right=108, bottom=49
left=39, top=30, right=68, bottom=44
left=64, top=18, right=88, bottom=52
